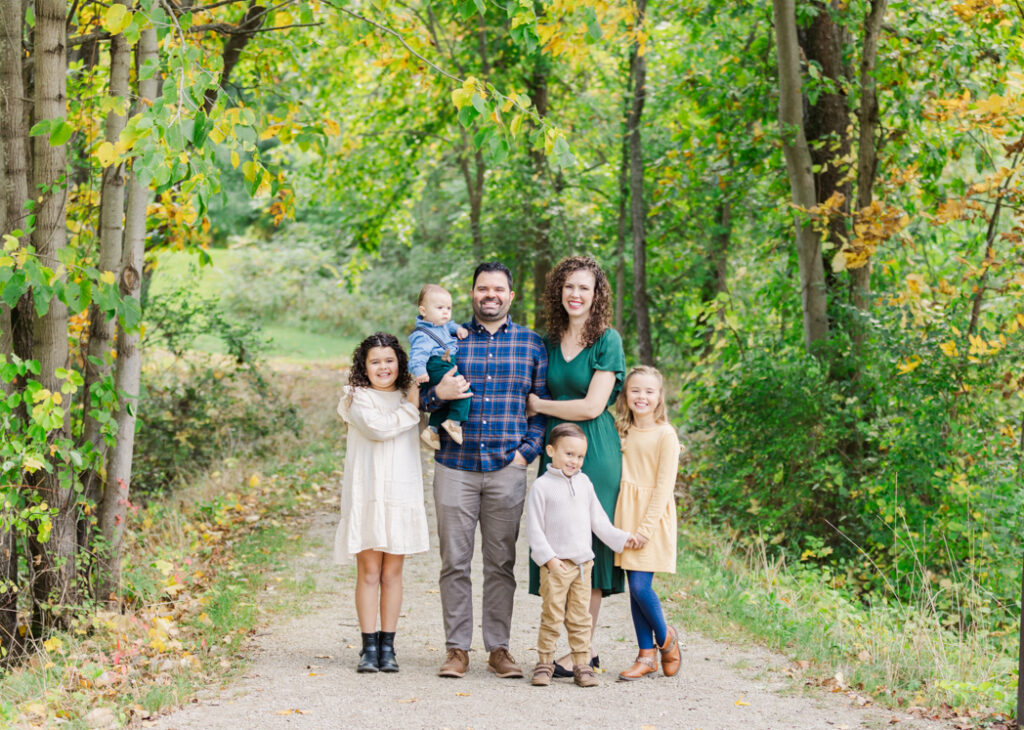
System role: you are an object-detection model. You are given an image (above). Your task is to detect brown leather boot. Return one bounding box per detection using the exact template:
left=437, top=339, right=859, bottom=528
left=617, top=648, right=658, bottom=681
left=659, top=626, right=681, bottom=677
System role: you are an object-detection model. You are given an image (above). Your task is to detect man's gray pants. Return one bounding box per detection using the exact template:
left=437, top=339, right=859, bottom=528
left=433, top=461, right=528, bottom=652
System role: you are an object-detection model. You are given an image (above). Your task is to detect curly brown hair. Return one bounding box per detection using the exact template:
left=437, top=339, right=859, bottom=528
left=347, top=332, right=413, bottom=395
left=542, top=256, right=612, bottom=348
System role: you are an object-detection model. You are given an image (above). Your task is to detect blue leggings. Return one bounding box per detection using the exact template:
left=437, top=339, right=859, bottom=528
left=627, top=570, right=667, bottom=650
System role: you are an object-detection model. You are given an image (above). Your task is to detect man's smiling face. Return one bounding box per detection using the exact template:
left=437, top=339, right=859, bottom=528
left=472, top=271, right=514, bottom=323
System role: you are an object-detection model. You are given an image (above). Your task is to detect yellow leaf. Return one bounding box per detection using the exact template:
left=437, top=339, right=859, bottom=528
left=103, top=4, right=133, bottom=35
left=735, top=696, right=750, bottom=706
left=95, top=141, right=117, bottom=167
left=451, top=87, right=473, bottom=109
left=100, top=270, right=117, bottom=285
left=939, top=341, right=959, bottom=358
left=323, top=118, right=341, bottom=137
left=455, top=692, right=471, bottom=696
left=22, top=455, right=45, bottom=473
left=231, top=150, right=240, bottom=169
left=3, top=234, right=18, bottom=252
left=22, top=703, right=47, bottom=717
left=43, top=636, right=63, bottom=652
left=248, top=474, right=261, bottom=487
left=397, top=697, right=418, bottom=703
left=896, top=356, right=921, bottom=375
left=51, top=392, right=62, bottom=405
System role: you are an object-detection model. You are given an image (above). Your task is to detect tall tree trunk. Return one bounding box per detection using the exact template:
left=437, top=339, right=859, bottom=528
left=29, top=0, right=76, bottom=632
left=99, top=27, right=158, bottom=605
left=614, top=52, right=633, bottom=335
left=81, top=20, right=130, bottom=505
left=852, top=0, right=888, bottom=314
left=799, top=1, right=852, bottom=270
left=202, top=2, right=266, bottom=112
left=528, top=58, right=552, bottom=331
left=0, top=0, right=30, bottom=659
left=773, top=0, right=829, bottom=350
left=456, top=132, right=485, bottom=260
left=628, top=0, right=654, bottom=366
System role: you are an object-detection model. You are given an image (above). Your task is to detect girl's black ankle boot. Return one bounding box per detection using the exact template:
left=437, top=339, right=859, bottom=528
left=357, top=632, right=380, bottom=673
left=378, top=631, right=399, bottom=673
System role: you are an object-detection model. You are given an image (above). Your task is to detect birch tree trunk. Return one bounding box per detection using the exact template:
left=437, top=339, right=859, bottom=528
left=628, top=0, right=654, bottom=365
left=99, top=27, right=158, bottom=604
left=81, top=16, right=131, bottom=512
left=773, top=0, right=829, bottom=351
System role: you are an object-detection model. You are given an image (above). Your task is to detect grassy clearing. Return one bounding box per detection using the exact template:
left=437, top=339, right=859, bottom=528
left=150, top=248, right=359, bottom=361
left=0, top=366, right=345, bottom=728
left=661, top=521, right=1016, bottom=723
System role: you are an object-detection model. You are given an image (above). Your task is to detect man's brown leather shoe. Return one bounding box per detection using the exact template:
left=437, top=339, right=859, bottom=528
left=438, top=648, right=469, bottom=678
left=617, top=648, right=658, bottom=681
left=486, top=647, right=523, bottom=678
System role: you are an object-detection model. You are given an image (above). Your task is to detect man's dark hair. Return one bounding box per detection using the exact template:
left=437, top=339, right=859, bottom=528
left=472, top=261, right=513, bottom=289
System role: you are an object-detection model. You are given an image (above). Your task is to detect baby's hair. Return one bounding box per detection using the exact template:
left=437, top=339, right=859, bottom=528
left=548, top=422, right=586, bottom=447
left=615, top=365, right=667, bottom=436
left=418, top=283, right=450, bottom=306
left=347, top=332, right=413, bottom=396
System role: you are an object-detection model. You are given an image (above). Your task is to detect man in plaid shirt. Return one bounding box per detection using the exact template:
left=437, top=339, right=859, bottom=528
left=420, top=262, right=548, bottom=680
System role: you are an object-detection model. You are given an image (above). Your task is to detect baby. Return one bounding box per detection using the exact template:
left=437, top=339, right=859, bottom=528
left=408, top=284, right=471, bottom=450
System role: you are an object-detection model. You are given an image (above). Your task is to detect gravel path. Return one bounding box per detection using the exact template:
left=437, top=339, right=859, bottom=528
left=151, top=453, right=952, bottom=730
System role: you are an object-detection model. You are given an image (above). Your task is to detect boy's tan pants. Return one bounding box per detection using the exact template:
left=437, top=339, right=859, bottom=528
left=537, top=559, right=593, bottom=666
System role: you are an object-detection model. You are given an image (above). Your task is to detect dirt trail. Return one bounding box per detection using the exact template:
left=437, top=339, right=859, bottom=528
left=151, top=366, right=951, bottom=730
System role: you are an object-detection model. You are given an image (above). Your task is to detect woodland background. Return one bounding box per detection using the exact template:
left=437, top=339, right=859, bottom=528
left=0, top=0, right=1023, bottom=723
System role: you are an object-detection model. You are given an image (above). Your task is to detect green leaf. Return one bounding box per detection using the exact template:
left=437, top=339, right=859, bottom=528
left=49, top=119, right=73, bottom=146
left=1, top=271, right=26, bottom=307
left=473, top=0, right=486, bottom=16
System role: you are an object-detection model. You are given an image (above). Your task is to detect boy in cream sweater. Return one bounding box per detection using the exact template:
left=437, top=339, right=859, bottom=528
left=525, top=423, right=638, bottom=687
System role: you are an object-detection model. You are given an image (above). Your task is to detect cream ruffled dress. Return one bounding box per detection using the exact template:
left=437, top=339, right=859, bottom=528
left=334, top=386, right=429, bottom=562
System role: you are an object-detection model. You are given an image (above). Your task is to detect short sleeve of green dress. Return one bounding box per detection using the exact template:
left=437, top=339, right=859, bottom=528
left=529, top=328, right=626, bottom=597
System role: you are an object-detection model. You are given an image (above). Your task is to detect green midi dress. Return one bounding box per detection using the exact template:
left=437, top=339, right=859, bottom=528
left=528, top=328, right=626, bottom=597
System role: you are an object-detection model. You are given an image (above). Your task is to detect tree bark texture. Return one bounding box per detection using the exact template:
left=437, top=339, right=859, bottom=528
left=456, top=130, right=485, bottom=260
left=99, top=27, right=159, bottom=604
left=528, top=58, right=552, bottom=331
left=29, top=0, right=78, bottom=632
left=852, top=0, right=888, bottom=312
left=1, top=0, right=32, bottom=363
left=628, top=0, right=654, bottom=366
left=0, top=0, right=29, bottom=658
left=773, top=0, right=829, bottom=350
left=799, top=1, right=852, bottom=262
left=82, top=20, right=131, bottom=511
left=614, top=52, right=633, bottom=336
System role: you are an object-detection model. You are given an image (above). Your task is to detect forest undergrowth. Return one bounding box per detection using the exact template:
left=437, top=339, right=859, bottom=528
left=665, top=520, right=1017, bottom=726
left=0, top=362, right=343, bottom=729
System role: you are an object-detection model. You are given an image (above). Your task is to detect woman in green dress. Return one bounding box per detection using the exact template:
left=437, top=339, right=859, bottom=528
left=527, top=255, right=625, bottom=675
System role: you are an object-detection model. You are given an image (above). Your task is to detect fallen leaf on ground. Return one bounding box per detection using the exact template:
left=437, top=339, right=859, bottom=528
left=735, top=696, right=750, bottom=707
left=314, top=654, right=333, bottom=659
left=456, top=692, right=471, bottom=696
left=276, top=709, right=309, bottom=715
left=398, top=698, right=418, bottom=703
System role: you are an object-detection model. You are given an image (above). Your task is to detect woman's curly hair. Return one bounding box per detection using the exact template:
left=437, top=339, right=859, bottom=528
left=347, top=332, right=413, bottom=395
left=542, top=256, right=612, bottom=348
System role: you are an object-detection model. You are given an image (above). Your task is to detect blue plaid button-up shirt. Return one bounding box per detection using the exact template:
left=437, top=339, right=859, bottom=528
left=421, top=315, right=548, bottom=472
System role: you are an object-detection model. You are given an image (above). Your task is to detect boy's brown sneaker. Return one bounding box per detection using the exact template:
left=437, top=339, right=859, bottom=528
left=573, top=664, right=599, bottom=687
left=438, top=648, right=469, bottom=678
left=531, top=662, right=555, bottom=686
left=486, top=647, right=523, bottom=678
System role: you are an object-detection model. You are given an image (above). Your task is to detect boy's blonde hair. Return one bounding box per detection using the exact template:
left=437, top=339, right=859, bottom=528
left=418, top=283, right=450, bottom=306
left=615, top=365, right=667, bottom=437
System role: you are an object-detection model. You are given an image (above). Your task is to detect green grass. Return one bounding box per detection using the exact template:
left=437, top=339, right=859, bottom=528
left=661, top=522, right=1017, bottom=719
left=149, top=248, right=357, bottom=363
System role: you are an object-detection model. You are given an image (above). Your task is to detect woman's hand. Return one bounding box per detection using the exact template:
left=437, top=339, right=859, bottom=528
left=526, top=393, right=544, bottom=417
left=632, top=533, right=649, bottom=549
left=406, top=382, right=420, bottom=405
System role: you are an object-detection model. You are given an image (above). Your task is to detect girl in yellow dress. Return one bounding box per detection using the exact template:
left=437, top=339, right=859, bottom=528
left=613, top=366, right=682, bottom=681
